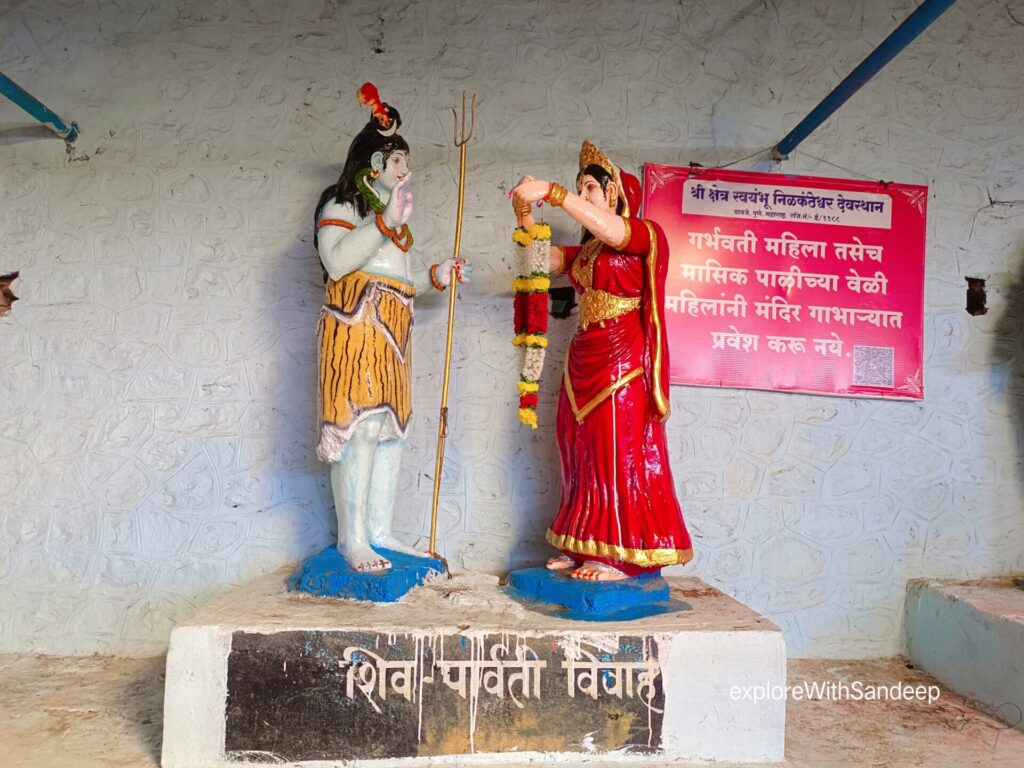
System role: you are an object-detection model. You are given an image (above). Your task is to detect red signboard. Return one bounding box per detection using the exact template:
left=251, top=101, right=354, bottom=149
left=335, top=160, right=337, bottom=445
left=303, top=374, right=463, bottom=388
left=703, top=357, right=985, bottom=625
left=643, top=164, right=926, bottom=399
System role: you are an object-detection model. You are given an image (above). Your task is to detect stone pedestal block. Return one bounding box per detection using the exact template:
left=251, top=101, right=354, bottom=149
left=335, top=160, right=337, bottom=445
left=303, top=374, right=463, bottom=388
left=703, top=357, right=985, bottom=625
left=287, top=545, right=445, bottom=602
left=507, top=566, right=677, bottom=620
left=905, top=578, right=1024, bottom=731
left=163, top=569, right=786, bottom=765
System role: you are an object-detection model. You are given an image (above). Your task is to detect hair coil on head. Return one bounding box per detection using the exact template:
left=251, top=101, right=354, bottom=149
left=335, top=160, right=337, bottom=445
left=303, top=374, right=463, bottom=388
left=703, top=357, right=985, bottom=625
left=357, top=82, right=391, bottom=129
left=314, top=83, right=408, bottom=253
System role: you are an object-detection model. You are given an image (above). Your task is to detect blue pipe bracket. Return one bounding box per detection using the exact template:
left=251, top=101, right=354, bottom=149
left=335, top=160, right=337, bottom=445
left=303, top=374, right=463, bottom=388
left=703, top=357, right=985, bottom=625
left=773, top=0, right=957, bottom=160
left=0, top=71, right=79, bottom=143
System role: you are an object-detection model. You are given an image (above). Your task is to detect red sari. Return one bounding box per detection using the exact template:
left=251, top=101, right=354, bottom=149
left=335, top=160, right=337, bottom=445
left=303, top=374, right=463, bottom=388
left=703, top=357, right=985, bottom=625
left=546, top=218, right=693, bottom=576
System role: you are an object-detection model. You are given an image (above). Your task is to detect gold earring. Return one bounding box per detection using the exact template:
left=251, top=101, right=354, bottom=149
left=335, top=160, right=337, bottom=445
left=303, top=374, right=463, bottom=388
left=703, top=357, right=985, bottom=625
left=370, top=168, right=381, bottom=179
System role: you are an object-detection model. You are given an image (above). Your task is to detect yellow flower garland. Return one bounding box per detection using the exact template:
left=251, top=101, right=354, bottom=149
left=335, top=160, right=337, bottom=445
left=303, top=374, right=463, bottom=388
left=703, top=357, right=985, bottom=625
left=517, top=380, right=539, bottom=395
left=511, top=333, right=548, bottom=348
left=529, top=222, right=551, bottom=240
left=517, top=407, right=538, bottom=428
left=512, top=275, right=551, bottom=292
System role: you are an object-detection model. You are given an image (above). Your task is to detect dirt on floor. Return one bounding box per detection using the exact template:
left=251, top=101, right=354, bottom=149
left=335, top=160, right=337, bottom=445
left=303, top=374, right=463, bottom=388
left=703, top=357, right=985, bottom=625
left=0, top=654, right=1022, bottom=767
left=1, top=653, right=164, bottom=768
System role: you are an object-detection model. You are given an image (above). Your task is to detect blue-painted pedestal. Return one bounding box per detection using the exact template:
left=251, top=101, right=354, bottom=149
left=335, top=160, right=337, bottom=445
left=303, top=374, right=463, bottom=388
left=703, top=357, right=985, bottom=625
left=506, top=566, right=687, bottom=621
left=287, top=545, right=445, bottom=602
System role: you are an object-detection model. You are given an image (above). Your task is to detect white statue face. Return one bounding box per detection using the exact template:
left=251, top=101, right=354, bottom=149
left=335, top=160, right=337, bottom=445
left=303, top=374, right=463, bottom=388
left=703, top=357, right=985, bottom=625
left=577, top=173, right=616, bottom=210
left=371, top=149, right=410, bottom=192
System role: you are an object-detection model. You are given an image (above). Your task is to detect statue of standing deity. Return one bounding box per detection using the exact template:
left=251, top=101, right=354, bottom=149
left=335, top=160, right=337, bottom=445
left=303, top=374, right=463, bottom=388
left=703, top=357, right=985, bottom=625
left=312, top=84, right=467, bottom=574
left=510, top=141, right=693, bottom=583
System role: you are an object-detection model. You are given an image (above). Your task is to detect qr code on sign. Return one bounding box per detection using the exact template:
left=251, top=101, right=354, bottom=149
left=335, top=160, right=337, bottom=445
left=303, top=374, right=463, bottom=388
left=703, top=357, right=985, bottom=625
left=853, top=345, right=894, bottom=388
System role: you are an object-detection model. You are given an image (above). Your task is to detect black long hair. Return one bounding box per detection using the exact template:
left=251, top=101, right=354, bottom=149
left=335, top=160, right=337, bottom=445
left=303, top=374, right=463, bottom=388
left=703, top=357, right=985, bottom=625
left=578, top=163, right=624, bottom=243
left=313, top=104, right=409, bottom=248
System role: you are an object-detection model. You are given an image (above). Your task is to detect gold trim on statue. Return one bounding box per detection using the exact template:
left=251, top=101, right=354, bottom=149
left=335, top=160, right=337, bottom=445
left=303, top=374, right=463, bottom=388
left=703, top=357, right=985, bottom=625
left=564, top=364, right=643, bottom=423
left=547, top=182, right=568, bottom=207
left=643, top=220, right=670, bottom=421
left=578, top=289, right=640, bottom=331
left=546, top=529, right=694, bottom=567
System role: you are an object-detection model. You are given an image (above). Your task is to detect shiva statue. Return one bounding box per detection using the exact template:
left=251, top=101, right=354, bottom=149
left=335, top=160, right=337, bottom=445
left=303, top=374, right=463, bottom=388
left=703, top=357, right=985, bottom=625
left=312, top=83, right=468, bottom=573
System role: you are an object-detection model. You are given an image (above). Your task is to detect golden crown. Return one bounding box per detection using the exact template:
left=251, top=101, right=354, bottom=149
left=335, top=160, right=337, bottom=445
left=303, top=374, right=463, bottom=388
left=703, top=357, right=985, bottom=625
left=578, top=140, right=629, bottom=218
left=579, top=140, right=615, bottom=178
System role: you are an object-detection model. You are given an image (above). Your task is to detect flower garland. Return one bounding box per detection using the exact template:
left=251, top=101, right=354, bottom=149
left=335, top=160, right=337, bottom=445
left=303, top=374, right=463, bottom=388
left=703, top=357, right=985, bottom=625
left=511, top=223, right=551, bottom=428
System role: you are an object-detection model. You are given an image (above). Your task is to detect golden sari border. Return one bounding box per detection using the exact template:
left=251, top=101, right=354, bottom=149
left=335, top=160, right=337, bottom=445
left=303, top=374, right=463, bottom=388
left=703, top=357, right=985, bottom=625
left=614, top=217, right=632, bottom=251
left=547, top=529, right=694, bottom=567
left=643, top=220, right=670, bottom=421
left=564, top=362, right=642, bottom=423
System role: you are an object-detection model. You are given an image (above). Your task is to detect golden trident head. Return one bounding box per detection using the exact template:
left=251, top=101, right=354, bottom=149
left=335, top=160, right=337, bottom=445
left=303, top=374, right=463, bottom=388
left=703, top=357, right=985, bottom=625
left=452, top=91, right=476, bottom=147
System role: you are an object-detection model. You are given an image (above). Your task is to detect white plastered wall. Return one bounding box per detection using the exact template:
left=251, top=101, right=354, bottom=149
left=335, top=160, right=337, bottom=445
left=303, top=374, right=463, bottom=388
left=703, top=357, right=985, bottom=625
left=0, top=0, right=1022, bottom=657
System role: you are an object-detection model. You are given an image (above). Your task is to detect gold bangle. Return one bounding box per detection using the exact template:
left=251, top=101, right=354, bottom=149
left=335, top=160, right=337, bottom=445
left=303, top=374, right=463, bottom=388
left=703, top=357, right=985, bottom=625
left=547, top=183, right=568, bottom=207
left=514, top=202, right=531, bottom=218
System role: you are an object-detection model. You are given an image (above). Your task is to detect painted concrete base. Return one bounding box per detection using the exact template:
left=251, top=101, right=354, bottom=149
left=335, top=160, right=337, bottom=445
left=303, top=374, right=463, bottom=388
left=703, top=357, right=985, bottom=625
left=287, top=545, right=445, bottom=602
left=163, top=569, right=786, bottom=766
left=506, top=567, right=681, bottom=620
left=905, top=578, right=1024, bottom=731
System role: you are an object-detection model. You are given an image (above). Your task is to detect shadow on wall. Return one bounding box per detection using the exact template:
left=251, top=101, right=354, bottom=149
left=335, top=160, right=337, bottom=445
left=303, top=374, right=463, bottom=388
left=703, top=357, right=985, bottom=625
left=987, top=253, right=1024, bottom=572
left=0, top=122, right=60, bottom=144
left=246, top=211, right=337, bottom=581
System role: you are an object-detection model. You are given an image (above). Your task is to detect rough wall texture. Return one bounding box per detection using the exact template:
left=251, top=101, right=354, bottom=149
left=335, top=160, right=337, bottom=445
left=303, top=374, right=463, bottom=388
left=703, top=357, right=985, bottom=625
left=0, top=0, right=1022, bottom=657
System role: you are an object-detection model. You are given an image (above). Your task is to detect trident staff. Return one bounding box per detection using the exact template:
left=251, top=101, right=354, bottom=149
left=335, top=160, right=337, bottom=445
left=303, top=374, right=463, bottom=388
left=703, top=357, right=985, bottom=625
left=428, top=92, right=476, bottom=557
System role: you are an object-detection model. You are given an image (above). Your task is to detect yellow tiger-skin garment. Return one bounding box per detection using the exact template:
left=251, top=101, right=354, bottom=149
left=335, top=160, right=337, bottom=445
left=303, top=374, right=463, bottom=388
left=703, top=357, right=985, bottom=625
left=316, top=270, right=415, bottom=462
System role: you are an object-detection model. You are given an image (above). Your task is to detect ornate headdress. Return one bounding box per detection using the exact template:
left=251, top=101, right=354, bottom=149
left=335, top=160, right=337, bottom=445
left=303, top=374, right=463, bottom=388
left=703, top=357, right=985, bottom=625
left=357, top=82, right=399, bottom=136
left=579, top=140, right=630, bottom=218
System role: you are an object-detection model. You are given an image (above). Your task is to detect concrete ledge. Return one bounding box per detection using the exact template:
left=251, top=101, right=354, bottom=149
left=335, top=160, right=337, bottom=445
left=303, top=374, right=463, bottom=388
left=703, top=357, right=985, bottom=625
left=163, top=569, right=786, bottom=765
left=905, top=578, right=1024, bottom=730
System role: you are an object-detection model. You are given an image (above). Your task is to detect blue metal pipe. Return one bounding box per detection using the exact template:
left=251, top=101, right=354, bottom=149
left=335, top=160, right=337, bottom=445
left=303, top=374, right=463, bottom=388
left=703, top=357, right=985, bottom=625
left=0, top=71, right=79, bottom=143
left=773, top=0, right=957, bottom=160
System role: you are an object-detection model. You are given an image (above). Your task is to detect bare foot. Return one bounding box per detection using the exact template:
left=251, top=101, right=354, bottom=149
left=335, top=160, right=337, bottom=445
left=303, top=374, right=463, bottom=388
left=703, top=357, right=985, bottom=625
left=354, top=555, right=392, bottom=573
left=569, top=561, right=628, bottom=582
left=371, top=535, right=432, bottom=559
left=546, top=555, right=577, bottom=570
left=339, top=543, right=392, bottom=573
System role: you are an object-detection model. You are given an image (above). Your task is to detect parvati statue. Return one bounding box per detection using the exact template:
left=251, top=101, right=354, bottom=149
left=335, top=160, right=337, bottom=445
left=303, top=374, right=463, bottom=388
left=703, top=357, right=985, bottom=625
left=510, top=141, right=693, bottom=582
